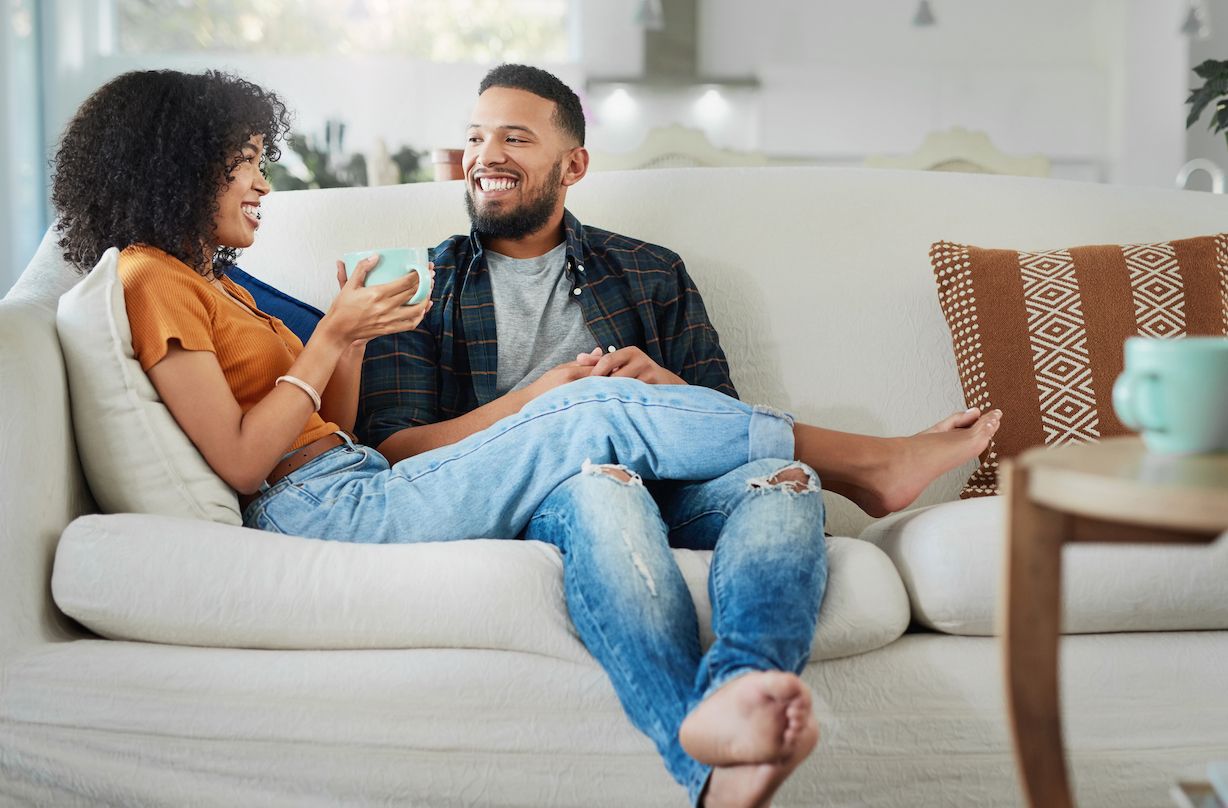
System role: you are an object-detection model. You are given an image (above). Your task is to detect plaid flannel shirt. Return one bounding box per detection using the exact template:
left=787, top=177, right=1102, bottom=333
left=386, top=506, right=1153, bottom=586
left=356, top=209, right=736, bottom=449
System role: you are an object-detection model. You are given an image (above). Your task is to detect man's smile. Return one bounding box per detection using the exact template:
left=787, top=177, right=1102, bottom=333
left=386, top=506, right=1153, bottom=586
left=472, top=172, right=521, bottom=200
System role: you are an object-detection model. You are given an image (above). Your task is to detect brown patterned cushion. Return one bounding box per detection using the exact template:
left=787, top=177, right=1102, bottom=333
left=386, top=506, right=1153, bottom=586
left=931, top=234, right=1228, bottom=497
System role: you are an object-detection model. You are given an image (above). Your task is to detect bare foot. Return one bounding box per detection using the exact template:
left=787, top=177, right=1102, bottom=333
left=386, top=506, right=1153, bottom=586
left=920, top=406, right=981, bottom=434
left=701, top=721, right=819, bottom=808
left=827, top=409, right=1001, bottom=518
left=680, top=671, right=814, bottom=766
left=683, top=672, right=820, bottom=808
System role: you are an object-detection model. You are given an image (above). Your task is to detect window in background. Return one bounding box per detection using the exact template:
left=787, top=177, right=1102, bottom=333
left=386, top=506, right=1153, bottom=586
left=3, top=0, right=47, bottom=293
left=114, top=0, right=569, bottom=62
left=105, top=0, right=572, bottom=191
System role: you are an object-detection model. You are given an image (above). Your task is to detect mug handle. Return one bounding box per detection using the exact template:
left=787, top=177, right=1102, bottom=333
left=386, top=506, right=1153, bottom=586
left=407, top=265, right=431, bottom=306
left=1112, top=370, right=1166, bottom=433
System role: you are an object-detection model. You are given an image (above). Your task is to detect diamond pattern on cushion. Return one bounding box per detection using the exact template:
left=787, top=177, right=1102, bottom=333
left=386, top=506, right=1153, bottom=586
left=931, top=234, right=1228, bottom=497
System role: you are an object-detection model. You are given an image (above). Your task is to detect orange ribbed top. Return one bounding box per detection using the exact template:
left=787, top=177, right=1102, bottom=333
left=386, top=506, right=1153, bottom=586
left=118, top=245, right=340, bottom=452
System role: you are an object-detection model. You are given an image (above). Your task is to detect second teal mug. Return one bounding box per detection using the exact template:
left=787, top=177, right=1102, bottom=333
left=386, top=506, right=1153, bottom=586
left=1111, top=336, right=1228, bottom=454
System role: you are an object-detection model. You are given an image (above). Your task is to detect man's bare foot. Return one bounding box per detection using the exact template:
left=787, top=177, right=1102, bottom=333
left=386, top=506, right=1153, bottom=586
left=825, top=409, right=1001, bottom=518
left=683, top=672, right=820, bottom=808
left=680, top=671, right=814, bottom=766
left=700, top=719, right=819, bottom=808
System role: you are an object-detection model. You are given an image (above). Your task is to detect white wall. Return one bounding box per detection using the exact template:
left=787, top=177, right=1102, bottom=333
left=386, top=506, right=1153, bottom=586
left=585, top=0, right=1192, bottom=186
left=574, top=0, right=642, bottom=79
left=1106, top=0, right=1189, bottom=187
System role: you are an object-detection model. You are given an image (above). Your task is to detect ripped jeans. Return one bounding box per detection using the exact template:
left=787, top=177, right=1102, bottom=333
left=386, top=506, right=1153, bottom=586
left=524, top=460, right=828, bottom=805
left=242, top=377, right=826, bottom=804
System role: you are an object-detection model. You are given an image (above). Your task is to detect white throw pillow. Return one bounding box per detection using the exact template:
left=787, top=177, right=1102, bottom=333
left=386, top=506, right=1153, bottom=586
left=52, top=513, right=910, bottom=663
left=861, top=497, right=1228, bottom=635
left=55, top=249, right=241, bottom=524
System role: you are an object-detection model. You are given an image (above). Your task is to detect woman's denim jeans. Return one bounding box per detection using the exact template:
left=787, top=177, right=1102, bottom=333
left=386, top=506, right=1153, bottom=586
left=244, top=377, right=795, bottom=543
left=524, top=460, right=828, bottom=804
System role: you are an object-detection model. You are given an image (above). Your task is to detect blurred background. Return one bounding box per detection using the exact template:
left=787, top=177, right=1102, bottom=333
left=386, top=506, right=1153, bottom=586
left=4, top=0, right=1228, bottom=294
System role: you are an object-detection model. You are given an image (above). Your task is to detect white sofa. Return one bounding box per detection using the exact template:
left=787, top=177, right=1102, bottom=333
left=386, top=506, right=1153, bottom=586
left=2, top=167, right=1226, bottom=807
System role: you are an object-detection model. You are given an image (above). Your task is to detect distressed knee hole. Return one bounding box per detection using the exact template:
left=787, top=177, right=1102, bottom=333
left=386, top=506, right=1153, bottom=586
left=580, top=458, right=642, bottom=486
left=747, top=462, right=819, bottom=494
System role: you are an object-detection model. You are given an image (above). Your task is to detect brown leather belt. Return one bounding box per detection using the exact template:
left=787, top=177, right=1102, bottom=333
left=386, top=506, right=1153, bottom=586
left=239, top=433, right=346, bottom=511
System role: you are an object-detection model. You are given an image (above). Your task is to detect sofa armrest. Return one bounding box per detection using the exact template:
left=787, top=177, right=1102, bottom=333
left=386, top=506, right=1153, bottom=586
left=0, top=300, right=94, bottom=657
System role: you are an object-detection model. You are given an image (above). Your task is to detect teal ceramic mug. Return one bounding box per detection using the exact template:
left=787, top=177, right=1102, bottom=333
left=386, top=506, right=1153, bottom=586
left=342, top=246, right=433, bottom=306
left=1111, top=336, right=1228, bottom=453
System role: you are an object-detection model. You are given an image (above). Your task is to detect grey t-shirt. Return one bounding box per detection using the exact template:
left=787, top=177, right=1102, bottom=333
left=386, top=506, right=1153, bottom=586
left=485, top=242, right=598, bottom=395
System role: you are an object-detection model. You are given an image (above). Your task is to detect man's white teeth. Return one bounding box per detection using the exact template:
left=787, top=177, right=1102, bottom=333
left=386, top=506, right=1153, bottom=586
left=479, top=177, right=517, bottom=191
left=242, top=205, right=261, bottom=221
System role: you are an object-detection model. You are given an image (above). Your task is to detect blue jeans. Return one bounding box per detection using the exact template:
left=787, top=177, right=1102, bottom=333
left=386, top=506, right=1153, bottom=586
left=524, top=460, right=828, bottom=804
left=243, top=378, right=795, bottom=543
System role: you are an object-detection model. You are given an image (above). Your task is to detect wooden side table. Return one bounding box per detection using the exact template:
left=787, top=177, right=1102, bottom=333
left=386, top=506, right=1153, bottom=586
left=1001, top=436, right=1228, bottom=808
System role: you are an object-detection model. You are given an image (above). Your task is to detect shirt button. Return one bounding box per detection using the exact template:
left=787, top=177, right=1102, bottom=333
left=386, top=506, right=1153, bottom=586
left=576, top=263, right=585, bottom=272
left=572, top=288, right=582, bottom=296
left=607, top=345, right=617, bottom=353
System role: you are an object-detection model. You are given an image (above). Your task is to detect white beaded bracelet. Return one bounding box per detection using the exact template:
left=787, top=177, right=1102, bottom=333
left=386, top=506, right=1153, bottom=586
left=275, top=374, right=322, bottom=412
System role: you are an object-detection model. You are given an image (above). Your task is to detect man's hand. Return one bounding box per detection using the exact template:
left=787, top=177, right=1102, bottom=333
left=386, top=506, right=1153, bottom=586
left=586, top=346, right=686, bottom=385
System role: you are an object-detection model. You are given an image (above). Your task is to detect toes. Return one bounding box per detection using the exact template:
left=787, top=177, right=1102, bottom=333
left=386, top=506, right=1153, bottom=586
left=924, top=407, right=981, bottom=434
left=953, top=407, right=981, bottom=428
left=758, top=671, right=806, bottom=704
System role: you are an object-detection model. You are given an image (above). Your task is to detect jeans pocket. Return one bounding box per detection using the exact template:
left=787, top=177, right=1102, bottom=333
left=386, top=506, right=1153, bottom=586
left=245, top=480, right=318, bottom=534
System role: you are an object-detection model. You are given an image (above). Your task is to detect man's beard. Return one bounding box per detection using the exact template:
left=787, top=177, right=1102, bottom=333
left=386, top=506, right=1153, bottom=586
left=465, top=162, right=563, bottom=241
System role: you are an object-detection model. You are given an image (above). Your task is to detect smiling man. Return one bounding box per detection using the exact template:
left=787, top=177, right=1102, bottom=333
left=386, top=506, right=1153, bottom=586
left=356, top=64, right=828, bottom=807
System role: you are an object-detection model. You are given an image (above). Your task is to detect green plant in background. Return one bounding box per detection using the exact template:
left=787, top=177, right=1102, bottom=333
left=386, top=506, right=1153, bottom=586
left=266, top=132, right=426, bottom=191
left=1185, top=59, right=1228, bottom=146
left=267, top=133, right=363, bottom=190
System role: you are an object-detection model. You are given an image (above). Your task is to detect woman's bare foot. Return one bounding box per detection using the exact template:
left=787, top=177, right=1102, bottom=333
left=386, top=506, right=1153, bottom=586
left=687, top=675, right=819, bottom=808
left=816, top=409, right=1001, bottom=518
left=680, top=671, right=814, bottom=766
left=920, top=406, right=982, bottom=434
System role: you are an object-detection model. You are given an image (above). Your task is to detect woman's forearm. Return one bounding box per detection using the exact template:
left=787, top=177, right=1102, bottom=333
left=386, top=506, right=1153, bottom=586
left=319, top=342, right=365, bottom=433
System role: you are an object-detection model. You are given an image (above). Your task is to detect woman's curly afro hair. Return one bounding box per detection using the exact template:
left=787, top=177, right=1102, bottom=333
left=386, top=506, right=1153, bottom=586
left=51, top=69, right=292, bottom=276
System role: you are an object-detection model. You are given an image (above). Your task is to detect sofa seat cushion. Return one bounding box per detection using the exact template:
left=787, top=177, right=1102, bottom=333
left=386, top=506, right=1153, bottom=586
left=860, top=497, right=1228, bottom=635
left=52, top=514, right=910, bottom=662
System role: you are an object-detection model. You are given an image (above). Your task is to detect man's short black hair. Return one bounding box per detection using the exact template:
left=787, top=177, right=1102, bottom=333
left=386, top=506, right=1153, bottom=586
left=478, top=63, right=585, bottom=146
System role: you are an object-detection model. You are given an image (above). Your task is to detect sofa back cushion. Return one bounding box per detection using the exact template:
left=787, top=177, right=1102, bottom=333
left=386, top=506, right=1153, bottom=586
left=55, top=249, right=241, bottom=523
left=932, top=235, right=1228, bottom=497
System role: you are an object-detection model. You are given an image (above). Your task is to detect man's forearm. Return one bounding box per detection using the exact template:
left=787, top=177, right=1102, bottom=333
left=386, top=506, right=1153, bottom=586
left=375, top=389, right=533, bottom=464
